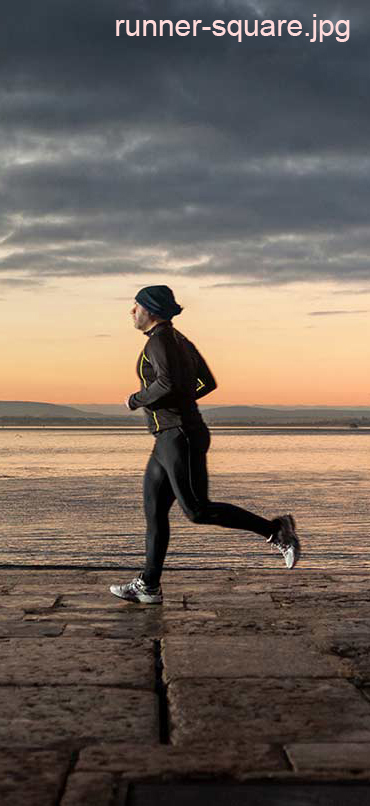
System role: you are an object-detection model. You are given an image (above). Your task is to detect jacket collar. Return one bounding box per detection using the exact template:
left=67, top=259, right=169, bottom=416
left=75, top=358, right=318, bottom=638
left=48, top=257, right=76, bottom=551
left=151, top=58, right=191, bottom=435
left=144, top=320, right=173, bottom=338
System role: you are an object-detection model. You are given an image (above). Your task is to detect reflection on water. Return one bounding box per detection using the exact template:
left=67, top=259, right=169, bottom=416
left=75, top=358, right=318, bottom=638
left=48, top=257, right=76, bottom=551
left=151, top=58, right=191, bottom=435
left=1, top=427, right=369, bottom=570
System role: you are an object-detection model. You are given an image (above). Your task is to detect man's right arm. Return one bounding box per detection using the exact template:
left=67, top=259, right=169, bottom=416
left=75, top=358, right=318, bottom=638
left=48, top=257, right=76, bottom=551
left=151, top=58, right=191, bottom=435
left=128, top=337, right=175, bottom=410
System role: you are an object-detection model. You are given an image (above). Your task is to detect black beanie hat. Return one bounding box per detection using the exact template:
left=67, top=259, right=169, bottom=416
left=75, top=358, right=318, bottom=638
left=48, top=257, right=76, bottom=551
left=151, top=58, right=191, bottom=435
left=135, top=285, right=183, bottom=320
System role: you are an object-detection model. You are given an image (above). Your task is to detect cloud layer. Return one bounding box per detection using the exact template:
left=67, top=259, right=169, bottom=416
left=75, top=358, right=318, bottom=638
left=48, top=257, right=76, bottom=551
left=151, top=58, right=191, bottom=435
left=1, top=0, right=369, bottom=288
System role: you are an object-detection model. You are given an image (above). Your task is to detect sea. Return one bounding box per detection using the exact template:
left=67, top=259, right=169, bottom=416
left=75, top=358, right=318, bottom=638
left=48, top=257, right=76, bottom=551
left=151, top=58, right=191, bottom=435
left=1, top=426, right=369, bottom=571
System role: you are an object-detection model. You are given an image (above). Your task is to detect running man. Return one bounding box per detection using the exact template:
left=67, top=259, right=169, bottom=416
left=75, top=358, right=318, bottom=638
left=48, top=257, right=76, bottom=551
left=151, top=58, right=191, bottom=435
left=110, top=285, right=300, bottom=604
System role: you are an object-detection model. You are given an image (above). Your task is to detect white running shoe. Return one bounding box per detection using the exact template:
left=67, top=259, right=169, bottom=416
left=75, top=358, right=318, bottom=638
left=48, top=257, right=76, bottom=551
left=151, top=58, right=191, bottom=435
left=109, top=574, right=163, bottom=604
left=267, top=514, right=301, bottom=570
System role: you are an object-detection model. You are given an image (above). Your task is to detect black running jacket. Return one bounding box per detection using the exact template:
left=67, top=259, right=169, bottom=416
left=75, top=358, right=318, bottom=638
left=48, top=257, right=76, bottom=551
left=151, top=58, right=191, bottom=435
left=128, top=321, right=217, bottom=433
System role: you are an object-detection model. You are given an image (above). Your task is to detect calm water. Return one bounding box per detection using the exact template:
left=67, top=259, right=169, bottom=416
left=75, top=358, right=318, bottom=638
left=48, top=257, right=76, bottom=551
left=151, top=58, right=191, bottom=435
left=1, top=426, right=369, bottom=570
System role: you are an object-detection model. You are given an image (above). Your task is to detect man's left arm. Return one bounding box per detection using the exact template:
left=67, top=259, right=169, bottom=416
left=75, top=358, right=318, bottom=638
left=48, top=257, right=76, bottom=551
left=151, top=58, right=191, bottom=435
left=194, top=351, right=217, bottom=400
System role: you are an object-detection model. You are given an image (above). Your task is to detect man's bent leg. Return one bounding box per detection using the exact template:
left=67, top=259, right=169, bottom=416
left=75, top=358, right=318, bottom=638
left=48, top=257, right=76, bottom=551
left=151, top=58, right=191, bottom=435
left=157, top=425, right=274, bottom=537
left=142, top=451, right=176, bottom=586
left=151, top=425, right=300, bottom=569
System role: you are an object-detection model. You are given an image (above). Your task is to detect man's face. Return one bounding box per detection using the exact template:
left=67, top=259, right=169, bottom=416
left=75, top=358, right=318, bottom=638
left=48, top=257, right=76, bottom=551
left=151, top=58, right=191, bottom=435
left=131, top=301, right=153, bottom=331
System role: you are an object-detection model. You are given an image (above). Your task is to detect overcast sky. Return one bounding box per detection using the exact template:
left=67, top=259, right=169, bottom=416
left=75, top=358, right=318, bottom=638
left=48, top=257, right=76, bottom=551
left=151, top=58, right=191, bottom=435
left=1, top=1, right=369, bottom=403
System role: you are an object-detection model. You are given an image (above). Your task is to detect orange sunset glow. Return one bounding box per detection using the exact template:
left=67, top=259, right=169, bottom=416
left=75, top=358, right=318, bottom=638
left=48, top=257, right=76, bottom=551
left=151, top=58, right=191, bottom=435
left=2, top=276, right=369, bottom=405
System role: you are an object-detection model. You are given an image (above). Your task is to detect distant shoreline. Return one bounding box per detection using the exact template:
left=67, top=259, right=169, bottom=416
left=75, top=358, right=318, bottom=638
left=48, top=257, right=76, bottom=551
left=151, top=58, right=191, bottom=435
left=1, top=417, right=370, bottom=429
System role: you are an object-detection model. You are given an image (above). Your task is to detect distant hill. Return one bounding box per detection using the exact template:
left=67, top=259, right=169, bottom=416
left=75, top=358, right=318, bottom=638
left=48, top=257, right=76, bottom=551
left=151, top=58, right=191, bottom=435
left=0, top=402, right=105, bottom=419
left=73, top=403, right=229, bottom=415
left=1, top=402, right=369, bottom=426
left=70, top=404, right=140, bottom=417
left=203, top=405, right=370, bottom=425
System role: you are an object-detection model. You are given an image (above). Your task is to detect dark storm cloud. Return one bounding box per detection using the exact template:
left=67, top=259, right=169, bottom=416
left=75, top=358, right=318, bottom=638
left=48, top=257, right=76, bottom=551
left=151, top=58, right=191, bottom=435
left=0, top=0, right=370, bottom=287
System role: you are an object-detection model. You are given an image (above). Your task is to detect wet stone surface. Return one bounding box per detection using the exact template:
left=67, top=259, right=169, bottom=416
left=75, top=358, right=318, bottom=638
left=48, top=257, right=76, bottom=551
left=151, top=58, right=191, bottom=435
left=76, top=741, right=287, bottom=778
left=0, top=747, right=70, bottom=806
left=168, top=678, right=370, bottom=745
left=60, top=771, right=122, bottom=806
left=1, top=567, right=370, bottom=802
left=162, top=635, right=353, bottom=681
left=0, top=594, right=60, bottom=612
left=184, top=591, right=273, bottom=609
left=0, top=621, right=65, bottom=637
left=316, top=630, right=370, bottom=682
left=0, top=637, right=155, bottom=687
left=0, top=686, right=158, bottom=744
left=63, top=614, right=163, bottom=639
left=285, top=743, right=370, bottom=773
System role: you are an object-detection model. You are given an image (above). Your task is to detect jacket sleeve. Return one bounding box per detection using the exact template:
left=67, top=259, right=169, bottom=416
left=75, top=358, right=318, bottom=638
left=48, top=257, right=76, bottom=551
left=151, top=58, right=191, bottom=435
left=194, top=351, right=217, bottom=400
left=128, top=337, right=175, bottom=410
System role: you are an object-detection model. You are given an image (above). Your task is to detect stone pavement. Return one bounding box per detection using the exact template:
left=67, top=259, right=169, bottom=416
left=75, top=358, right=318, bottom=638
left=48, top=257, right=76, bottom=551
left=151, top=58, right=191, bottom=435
left=1, top=567, right=370, bottom=805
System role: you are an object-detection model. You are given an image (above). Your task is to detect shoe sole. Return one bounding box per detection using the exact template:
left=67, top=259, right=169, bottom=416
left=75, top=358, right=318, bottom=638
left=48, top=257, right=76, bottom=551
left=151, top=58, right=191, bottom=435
left=286, top=540, right=300, bottom=570
left=109, top=585, right=163, bottom=604
left=273, top=514, right=301, bottom=570
left=284, top=515, right=301, bottom=569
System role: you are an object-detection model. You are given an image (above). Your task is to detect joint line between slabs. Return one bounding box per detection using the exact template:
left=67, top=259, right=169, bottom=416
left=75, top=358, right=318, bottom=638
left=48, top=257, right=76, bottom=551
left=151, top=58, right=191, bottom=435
left=55, top=747, right=80, bottom=806
left=154, top=639, right=170, bottom=745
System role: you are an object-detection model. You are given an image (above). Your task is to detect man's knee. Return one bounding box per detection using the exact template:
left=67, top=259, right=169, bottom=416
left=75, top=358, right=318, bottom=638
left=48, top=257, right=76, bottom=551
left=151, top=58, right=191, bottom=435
left=183, top=506, right=207, bottom=524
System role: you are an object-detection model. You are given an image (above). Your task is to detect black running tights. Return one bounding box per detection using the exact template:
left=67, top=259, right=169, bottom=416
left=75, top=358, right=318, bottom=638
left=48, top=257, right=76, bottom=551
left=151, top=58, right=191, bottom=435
left=142, top=423, right=274, bottom=586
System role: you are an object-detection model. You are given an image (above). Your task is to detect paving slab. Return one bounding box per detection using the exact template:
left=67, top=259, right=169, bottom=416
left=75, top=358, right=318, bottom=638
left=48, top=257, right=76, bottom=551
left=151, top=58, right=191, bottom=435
left=23, top=609, right=133, bottom=622
left=272, top=601, right=370, bottom=623
left=315, top=630, right=370, bottom=682
left=63, top=611, right=218, bottom=638
left=285, top=743, right=370, bottom=773
left=7, top=574, right=120, bottom=594
left=185, top=592, right=273, bottom=609
left=0, top=609, right=24, bottom=621
left=0, top=571, right=99, bottom=584
left=76, top=741, right=287, bottom=778
left=162, top=636, right=353, bottom=681
left=322, top=574, right=370, bottom=589
left=58, top=593, right=141, bottom=609
left=164, top=610, right=217, bottom=621
left=0, top=622, right=65, bottom=638
left=0, top=747, right=70, bottom=806
left=162, top=611, right=220, bottom=636
left=0, top=571, right=121, bottom=589
left=272, top=591, right=370, bottom=607
left=0, top=583, right=17, bottom=594
left=232, top=576, right=335, bottom=594
left=0, top=686, right=158, bottom=744
left=1, top=567, right=370, bottom=797
left=0, top=594, right=59, bottom=610
left=361, top=686, right=370, bottom=704
left=162, top=570, right=237, bottom=586
left=163, top=608, right=312, bottom=637
left=232, top=573, right=370, bottom=595
left=0, top=637, right=154, bottom=686
left=24, top=607, right=169, bottom=622
left=10, top=584, right=118, bottom=595
left=313, top=619, right=370, bottom=641
left=60, top=771, right=122, bottom=806
left=168, top=678, right=370, bottom=745
left=308, top=583, right=370, bottom=594
left=63, top=614, right=163, bottom=639
left=328, top=574, right=370, bottom=581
